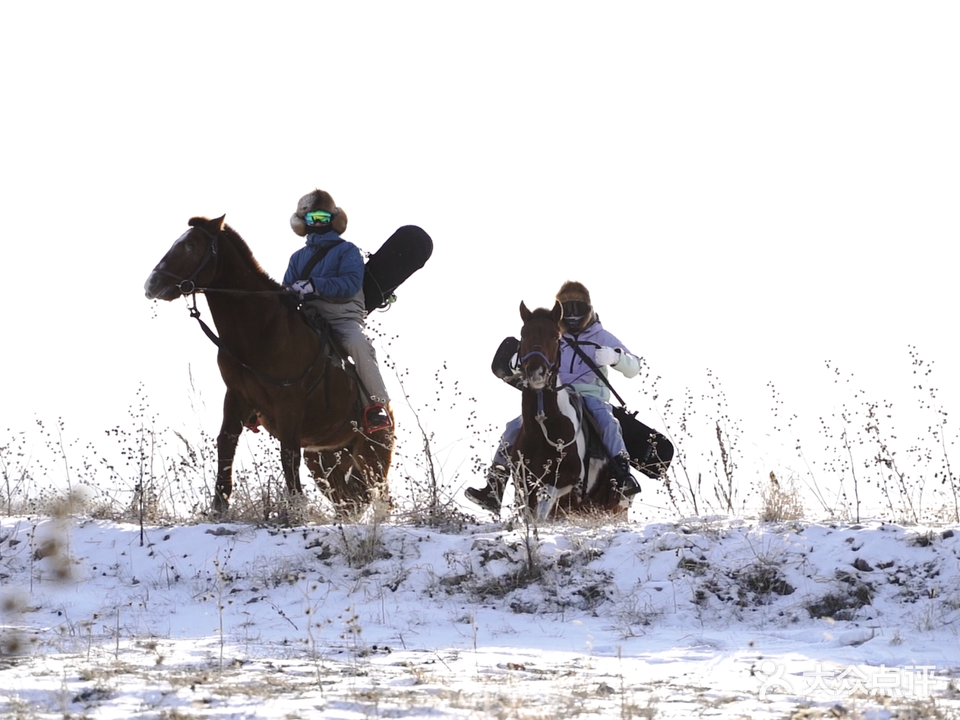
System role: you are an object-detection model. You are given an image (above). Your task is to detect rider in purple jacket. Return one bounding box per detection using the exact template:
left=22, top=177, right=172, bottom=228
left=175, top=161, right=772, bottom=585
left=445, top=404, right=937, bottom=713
left=465, top=280, right=642, bottom=513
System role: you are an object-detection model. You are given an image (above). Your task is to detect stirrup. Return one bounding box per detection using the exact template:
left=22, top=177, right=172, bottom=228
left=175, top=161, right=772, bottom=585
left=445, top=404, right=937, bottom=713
left=363, top=402, right=393, bottom=433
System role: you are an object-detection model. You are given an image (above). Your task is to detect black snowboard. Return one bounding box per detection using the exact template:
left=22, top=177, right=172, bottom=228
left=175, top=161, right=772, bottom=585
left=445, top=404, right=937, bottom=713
left=363, top=225, right=433, bottom=312
left=613, top=406, right=674, bottom=480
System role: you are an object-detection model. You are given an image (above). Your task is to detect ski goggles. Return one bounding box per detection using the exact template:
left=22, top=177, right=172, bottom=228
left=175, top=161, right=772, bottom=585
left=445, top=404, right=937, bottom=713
left=304, top=209, right=333, bottom=226
left=561, top=300, right=590, bottom=318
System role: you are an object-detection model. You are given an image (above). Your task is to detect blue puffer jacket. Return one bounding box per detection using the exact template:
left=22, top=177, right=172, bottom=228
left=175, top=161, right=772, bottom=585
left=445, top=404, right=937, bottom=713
left=283, top=231, right=364, bottom=300
left=559, top=320, right=640, bottom=400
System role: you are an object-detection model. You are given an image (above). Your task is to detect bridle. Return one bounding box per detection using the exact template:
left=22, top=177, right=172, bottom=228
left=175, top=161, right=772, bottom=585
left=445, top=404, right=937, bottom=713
left=155, top=225, right=289, bottom=297
left=518, top=336, right=559, bottom=385
left=152, top=224, right=221, bottom=297
left=519, top=342, right=580, bottom=452
left=518, top=347, right=556, bottom=373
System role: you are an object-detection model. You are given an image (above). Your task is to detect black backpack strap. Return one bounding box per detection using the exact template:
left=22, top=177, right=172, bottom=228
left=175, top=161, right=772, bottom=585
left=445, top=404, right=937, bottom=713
left=565, top=336, right=630, bottom=408
left=299, top=243, right=336, bottom=282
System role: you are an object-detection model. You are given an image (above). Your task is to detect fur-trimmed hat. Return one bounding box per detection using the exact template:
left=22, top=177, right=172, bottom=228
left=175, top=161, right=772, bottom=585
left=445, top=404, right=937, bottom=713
left=290, top=189, right=349, bottom=237
left=556, top=280, right=595, bottom=332
left=556, top=280, right=591, bottom=306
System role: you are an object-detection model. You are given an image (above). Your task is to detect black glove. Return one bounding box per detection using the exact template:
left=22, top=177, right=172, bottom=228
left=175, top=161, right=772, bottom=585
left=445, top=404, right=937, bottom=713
left=491, top=336, right=521, bottom=380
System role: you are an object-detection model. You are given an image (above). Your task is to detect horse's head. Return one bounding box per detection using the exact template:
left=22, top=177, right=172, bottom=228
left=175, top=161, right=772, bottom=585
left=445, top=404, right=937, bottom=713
left=144, top=216, right=226, bottom=301
left=517, top=300, right=563, bottom=390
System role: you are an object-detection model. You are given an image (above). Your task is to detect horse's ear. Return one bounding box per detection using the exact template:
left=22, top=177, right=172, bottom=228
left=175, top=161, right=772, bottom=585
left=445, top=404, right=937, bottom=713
left=188, top=215, right=226, bottom=233
left=519, top=301, right=531, bottom=322
left=550, top=299, right=563, bottom=324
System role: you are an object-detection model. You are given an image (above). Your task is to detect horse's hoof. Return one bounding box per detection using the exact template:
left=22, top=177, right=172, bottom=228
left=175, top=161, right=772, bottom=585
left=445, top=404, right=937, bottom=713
left=277, top=494, right=308, bottom=527
left=212, top=493, right=230, bottom=518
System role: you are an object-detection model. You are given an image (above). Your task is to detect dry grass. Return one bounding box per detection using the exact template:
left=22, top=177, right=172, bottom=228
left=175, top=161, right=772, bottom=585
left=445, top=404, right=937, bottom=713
left=759, top=472, right=805, bottom=523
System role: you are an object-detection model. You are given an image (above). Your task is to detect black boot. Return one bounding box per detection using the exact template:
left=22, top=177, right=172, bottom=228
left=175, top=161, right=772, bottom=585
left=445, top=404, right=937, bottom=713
left=613, top=454, right=641, bottom=498
left=465, top=465, right=508, bottom=513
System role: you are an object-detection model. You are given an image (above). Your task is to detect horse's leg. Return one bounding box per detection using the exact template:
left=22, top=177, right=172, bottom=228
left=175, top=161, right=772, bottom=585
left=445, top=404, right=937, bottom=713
left=537, top=483, right=574, bottom=520
left=305, top=449, right=348, bottom=512
left=588, top=461, right=623, bottom=513
left=350, top=434, right=393, bottom=518
left=215, top=389, right=249, bottom=515
left=536, top=486, right=559, bottom=520
left=320, top=448, right=368, bottom=520
left=279, top=433, right=304, bottom=496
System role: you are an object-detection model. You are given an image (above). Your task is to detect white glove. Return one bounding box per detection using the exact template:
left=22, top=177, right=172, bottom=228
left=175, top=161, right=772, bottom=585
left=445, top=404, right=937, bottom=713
left=290, top=280, right=315, bottom=298
left=594, top=346, right=621, bottom=367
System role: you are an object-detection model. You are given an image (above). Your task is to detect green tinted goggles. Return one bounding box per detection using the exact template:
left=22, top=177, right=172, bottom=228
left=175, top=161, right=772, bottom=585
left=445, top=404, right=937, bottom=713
left=304, top=210, right=333, bottom=226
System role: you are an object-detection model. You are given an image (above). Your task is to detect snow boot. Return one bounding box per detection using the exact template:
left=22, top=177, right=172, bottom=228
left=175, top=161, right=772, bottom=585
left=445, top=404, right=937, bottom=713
left=464, top=465, right=508, bottom=514
left=613, top=453, right=641, bottom=498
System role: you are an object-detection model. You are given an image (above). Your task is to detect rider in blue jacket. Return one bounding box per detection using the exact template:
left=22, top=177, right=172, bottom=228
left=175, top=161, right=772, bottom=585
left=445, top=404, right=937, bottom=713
left=285, top=189, right=391, bottom=433
left=465, top=280, right=642, bottom=512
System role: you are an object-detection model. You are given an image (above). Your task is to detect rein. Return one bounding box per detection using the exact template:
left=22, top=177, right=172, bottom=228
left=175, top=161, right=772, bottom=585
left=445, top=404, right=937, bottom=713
left=185, top=294, right=327, bottom=389
left=163, top=225, right=327, bottom=389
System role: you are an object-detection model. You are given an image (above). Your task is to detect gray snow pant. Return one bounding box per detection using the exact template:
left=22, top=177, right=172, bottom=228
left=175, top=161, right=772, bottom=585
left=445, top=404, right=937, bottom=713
left=302, top=295, right=390, bottom=404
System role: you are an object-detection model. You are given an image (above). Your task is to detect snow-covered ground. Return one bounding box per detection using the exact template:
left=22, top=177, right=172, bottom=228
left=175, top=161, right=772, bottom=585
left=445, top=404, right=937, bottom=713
left=1, top=514, right=959, bottom=719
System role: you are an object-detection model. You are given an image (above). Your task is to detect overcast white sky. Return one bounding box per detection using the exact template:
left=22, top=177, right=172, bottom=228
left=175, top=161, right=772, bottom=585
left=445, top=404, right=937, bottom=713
left=2, top=2, right=958, bottom=492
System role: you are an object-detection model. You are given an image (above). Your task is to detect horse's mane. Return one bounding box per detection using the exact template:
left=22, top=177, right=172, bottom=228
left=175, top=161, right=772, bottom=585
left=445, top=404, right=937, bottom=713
left=215, top=220, right=283, bottom=290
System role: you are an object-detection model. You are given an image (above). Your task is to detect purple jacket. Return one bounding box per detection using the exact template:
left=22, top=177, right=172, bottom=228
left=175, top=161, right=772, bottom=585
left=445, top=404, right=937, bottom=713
left=559, top=319, right=640, bottom=400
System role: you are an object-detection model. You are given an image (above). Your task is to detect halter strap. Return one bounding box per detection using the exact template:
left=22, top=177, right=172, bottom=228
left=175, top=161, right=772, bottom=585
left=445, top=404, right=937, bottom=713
left=518, top=349, right=554, bottom=368
left=187, top=295, right=328, bottom=390
left=152, top=224, right=220, bottom=295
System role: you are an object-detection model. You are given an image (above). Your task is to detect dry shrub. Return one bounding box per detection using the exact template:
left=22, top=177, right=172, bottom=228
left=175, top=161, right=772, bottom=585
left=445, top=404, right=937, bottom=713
left=759, top=472, right=804, bottom=522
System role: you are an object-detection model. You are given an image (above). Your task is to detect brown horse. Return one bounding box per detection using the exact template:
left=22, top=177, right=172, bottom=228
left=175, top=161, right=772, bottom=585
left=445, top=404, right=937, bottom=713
left=511, top=301, right=623, bottom=518
left=143, top=215, right=393, bottom=518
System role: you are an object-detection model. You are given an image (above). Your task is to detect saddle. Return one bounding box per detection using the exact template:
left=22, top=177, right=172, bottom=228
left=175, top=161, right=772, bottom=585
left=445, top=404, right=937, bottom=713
left=297, top=304, right=360, bottom=383
left=561, top=389, right=614, bottom=469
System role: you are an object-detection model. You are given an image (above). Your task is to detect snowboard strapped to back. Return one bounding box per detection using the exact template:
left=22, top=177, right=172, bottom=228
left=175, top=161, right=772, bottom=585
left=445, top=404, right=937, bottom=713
left=611, top=405, right=673, bottom=480
left=363, top=225, right=433, bottom=313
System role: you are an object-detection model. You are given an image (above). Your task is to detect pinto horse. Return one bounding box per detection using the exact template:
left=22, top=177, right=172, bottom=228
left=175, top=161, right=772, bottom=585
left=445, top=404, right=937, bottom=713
left=144, top=215, right=393, bottom=518
left=510, top=301, right=623, bottom=518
